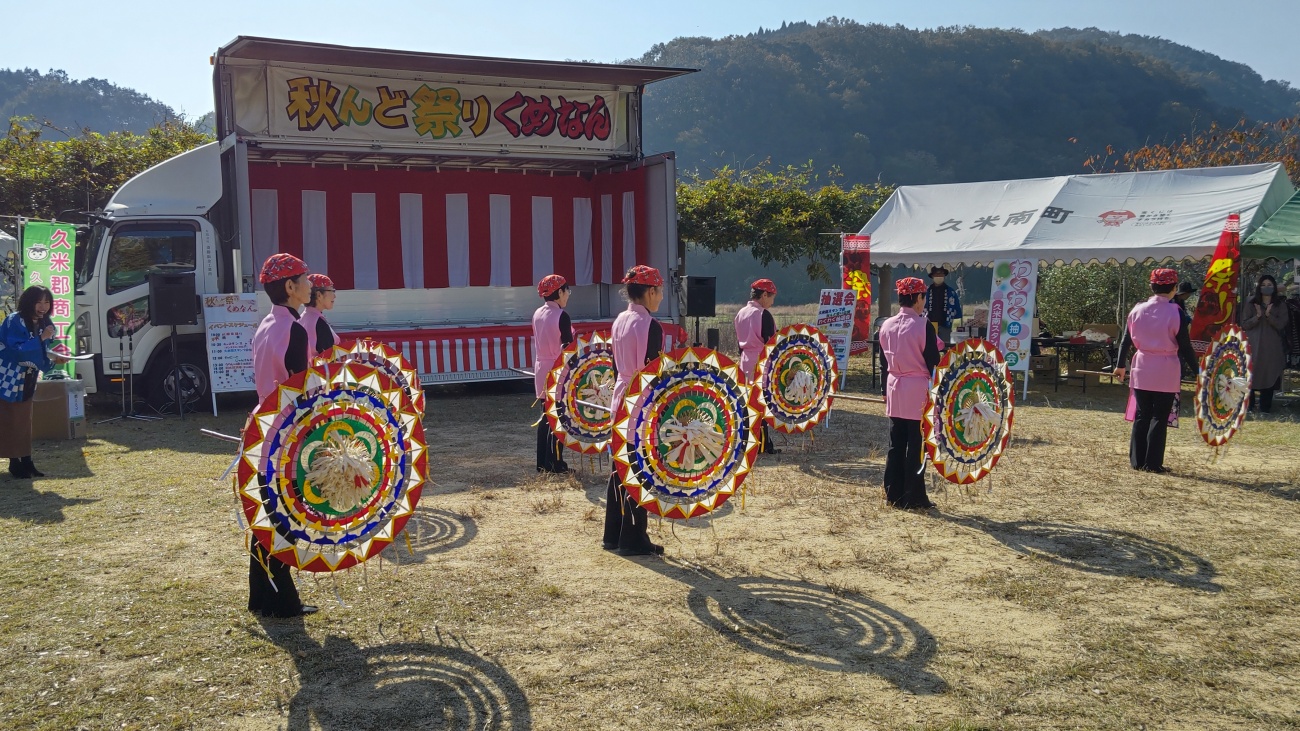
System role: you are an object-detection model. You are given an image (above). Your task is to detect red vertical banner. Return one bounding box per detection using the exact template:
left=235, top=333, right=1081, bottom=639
left=841, top=234, right=872, bottom=356
left=1189, top=213, right=1241, bottom=354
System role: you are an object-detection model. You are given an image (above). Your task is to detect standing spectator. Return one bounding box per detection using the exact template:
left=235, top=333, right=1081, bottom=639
left=924, top=266, right=962, bottom=348
left=1284, top=279, right=1300, bottom=369
left=1239, top=274, right=1290, bottom=413
left=1174, top=282, right=1196, bottom=325
left=1, top=286, right=70, bottom=478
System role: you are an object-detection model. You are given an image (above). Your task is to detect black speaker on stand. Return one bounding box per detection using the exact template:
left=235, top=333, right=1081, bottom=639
left=148, top=269, right=199, bottom=421
left=683, top=276, right=716, bottom=346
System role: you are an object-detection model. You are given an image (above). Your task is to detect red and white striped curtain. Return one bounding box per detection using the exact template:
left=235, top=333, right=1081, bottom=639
left=248, top=163, right=650, bottom=290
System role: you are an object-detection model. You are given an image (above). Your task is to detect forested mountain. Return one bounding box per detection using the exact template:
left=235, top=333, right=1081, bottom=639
left=636, top=19, right=1287, bottom=186
left=1035, top=27, right=1300, bottom=123
left=0, top=68, right=178, bottom=133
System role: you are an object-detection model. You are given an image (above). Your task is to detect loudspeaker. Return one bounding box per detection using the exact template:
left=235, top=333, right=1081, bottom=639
left=706, top=328, right=720, bottom=350
left=147, top=271, right=198, bottom=326
left=684, top=276, right=716, bottom=317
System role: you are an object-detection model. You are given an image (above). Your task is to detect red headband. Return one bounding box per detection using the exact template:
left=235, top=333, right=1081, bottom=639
left=259, top=253, right=309, bottom=284
left=1150, top=268, right=1178, bottom=285
left=537, top=274, right=567, bottom=298
left=751, top=278, right=777, bottom=294
left=307, top=273, right=335, bottom=290
left=896, top=277, right=927, bottom=296
left=623, top=265, right=663, bottom=287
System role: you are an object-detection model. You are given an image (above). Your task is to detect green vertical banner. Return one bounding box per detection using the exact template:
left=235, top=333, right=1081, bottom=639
left=21, top=222, right=77, bottom=377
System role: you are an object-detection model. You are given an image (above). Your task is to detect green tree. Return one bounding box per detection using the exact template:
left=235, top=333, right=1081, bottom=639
left=0, top=118, right=211, bottom=220
left=676, top=160, right=893, bottom=283
left=1036, top=263, right=1153, bottom=332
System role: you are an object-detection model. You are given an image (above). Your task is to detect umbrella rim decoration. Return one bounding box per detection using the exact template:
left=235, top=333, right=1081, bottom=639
left=611, top=346, right=762, bottom=519
left=1194, top=324, right=1253, bottom=447
left=544, top=329, right=615, bottom=454
left=316, top=338, right=426, bottom=416
left=236, top=360, right=428, bottom=572
left=754, top=324, right=840, bottom=434
left=922, top=338, right=1015, bottom=485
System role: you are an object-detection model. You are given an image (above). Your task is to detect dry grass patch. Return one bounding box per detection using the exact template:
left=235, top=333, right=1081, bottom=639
left=1, top=374, right=1299, bottom=730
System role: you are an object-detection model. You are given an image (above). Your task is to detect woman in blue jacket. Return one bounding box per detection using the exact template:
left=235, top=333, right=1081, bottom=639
left=1, top=286, right=69, bottom=478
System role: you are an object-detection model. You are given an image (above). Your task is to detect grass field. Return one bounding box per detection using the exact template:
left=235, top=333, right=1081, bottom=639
left=1, top=363, right=1298, bottom=730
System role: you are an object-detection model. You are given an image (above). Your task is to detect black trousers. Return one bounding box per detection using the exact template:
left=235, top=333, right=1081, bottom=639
left=1248, top=387, right=1276, bottom=413
left=883, top=417, right=930, bottom=508
left=1130, top=389, right=1176, bottom=471
left=248, top=541, right=302, bottom=617
left=536, top=417, right=567, bottom=472
left=248, top=478, right=303, bottom=617
left=603, top=472, right=654, bottom=551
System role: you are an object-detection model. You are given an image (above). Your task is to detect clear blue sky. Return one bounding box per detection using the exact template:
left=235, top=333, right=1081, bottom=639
left=2, top=0, right=1296, bottom=118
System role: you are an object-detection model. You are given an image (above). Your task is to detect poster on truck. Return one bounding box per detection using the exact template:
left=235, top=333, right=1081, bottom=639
left=231, top=66, right=631, bottom=155
left=202, top=293, right=260, bottom=413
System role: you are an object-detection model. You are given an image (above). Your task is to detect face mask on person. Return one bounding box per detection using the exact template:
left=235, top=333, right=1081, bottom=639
left=932, top=276, right=945, bottom=285
left=1260, top=285, right=1275, bottom=296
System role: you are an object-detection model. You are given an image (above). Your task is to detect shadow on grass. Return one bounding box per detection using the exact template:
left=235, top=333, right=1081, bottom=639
left=641, top=560, right=946, bottom=695
left=579, top=474, right=738, bottom=521
left=387, top=507, right=478, bottom=564
left=940, top=514, right=1222, bottom=592
left=257, top=617, right=532, bottom=730
left=1183, top=471, right=1300, bottom=503
left=0, top=478, right=97, bottom=523
left=793, top=459, right=885, bottom=488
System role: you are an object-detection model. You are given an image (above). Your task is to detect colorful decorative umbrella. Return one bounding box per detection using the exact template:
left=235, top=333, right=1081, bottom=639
left=236, top=361, right=428, bottom=572
left=317, top=339, right=426, bottom=416
left=544, top=330, right=615, bottom=454
left=1194, top=324, right=1253, bottom=447
left=612, top=347, right=762, bottom=519
left=755, top=324, right=839, bottom=434
left=922, top=339, right=1015, bottom=484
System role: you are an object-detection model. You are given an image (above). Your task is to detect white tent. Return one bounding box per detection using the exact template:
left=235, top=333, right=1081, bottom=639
left=859, top=163, right=1295, bottom=267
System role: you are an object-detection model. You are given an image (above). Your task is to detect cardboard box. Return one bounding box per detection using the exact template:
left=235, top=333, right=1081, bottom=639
left=1030, top=354, right=1058, bottom=371
left=31, top=378, right=87, bottom=441
left=1080, top=323, right=1120, bottom=341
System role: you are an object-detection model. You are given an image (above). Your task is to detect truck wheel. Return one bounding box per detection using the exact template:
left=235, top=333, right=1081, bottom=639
left=147, top=347, right=210, bottom=410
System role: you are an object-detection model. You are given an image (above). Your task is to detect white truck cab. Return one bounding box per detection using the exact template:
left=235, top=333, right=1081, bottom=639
left=75, top=143, right=225, bottom=404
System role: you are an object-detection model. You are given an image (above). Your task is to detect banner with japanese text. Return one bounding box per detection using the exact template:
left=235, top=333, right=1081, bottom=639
left=986, top=259, right=1038, bottom=371
left=1188, top=213, right=1241, bottom=355
left=815, top=289, right=856, bottom=373
left=233, top=65, right=630, bottom=155
left=841, top=234, right=872, bottom=356
left=202, top=294, right=260, bottom=396
left=20, top=222, right=76, bottom=377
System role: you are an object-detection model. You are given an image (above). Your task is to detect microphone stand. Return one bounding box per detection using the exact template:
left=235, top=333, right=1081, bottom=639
left=96, top=305, right=160, bottom=424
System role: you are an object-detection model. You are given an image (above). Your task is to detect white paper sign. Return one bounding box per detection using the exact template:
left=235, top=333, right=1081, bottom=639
left=816, top=288, right=856, bottom=373
left=202, top=294, right=261, bottom=394
left=987, top=260, right=1039, bottom=371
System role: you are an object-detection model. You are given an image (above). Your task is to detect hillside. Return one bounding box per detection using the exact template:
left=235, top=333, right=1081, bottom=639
left=637, top=19, right=1272, bottom=186
left=1035, top=27, right=1300, bottom=123
left=0, top=68, right=178, bottom=134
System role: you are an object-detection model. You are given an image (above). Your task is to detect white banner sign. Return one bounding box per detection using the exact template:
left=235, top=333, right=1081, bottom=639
left=203, top=294, right=261, bottom=399
left=242, top=66, right=630, bottom=154
left=816, top=288, right=856, bottom=373
left=986, top=260, right=1038, bottom=371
